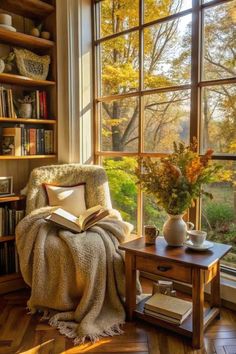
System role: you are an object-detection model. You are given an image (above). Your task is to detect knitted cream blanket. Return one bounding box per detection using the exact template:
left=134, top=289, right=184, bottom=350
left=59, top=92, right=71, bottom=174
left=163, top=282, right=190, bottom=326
left=16, top=207, right=138, bottom=344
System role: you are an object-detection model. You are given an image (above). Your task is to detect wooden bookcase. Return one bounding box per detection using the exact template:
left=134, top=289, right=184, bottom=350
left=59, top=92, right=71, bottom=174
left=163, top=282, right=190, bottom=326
left=0, top=0, right=57, bottom=292
left=0, top=194, right=26, bottom=294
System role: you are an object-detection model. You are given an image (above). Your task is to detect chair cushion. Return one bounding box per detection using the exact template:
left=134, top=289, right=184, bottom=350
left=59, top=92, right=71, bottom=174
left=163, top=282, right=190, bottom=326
left=44, top=182, right=87, bottom=216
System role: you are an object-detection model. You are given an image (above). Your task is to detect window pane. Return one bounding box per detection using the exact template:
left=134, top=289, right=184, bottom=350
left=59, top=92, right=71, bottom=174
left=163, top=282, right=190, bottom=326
left=96, top=0, right=139, bottom=39
left=201, top=85, right=236, bottom=154
left=144, top=90, right=190, bottom=152
left=144, top=0, right=191, bottom=23
left=100, top=97, right=139, bottom=152
left=144, top=15, right=191, bottom=89
left=203, top=1, right=236, bottom=81
left=100, top=32, right=139, bottom=96
left=201, top=161, right=236, bottom=269
left=143, top=193, right=167, bottom=232
left=103, top=157, right=138, bottom=229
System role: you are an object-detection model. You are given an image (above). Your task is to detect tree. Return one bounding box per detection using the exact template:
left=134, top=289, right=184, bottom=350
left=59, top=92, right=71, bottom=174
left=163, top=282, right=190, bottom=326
left=100, top=0, right=191, bottom=152
left=202, top=1, right=236, bottom=153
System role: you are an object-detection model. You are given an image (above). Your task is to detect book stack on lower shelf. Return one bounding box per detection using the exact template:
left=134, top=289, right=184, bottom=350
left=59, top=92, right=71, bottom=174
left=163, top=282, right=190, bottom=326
left=0, top=240, right=19, bottom=275
left=0, top=204, right=25, bottom=236
left=0, top=195, right=26, bottom=294
left=144, top=293, right=192, bottom=325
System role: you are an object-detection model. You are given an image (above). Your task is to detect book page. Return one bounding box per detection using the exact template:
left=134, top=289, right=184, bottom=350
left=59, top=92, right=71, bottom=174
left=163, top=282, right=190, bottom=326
left=83, top=209, right=109, bottom=230
left=77, top=205, right=103, bottom=228
left=47, top=208, right=81, bottom=233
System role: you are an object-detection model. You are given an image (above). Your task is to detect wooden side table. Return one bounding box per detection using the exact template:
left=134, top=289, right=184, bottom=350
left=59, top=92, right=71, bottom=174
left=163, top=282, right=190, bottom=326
left=119, top=237, right=232, bottom=349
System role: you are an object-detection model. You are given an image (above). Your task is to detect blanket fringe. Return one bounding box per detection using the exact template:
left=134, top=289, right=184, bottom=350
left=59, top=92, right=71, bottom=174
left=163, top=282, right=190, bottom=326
left=49, top=317, right=124, bottom=345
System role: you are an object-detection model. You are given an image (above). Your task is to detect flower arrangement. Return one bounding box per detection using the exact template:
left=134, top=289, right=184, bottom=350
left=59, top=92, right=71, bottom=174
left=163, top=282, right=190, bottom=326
left=136, top=140, right=220, bottom=216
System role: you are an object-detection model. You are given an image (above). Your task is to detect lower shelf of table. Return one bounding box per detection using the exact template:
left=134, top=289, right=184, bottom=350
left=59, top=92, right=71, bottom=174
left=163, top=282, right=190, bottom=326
left=135, top=297, right=220, bottom=337
left=0, top=272, right=25, bottom=294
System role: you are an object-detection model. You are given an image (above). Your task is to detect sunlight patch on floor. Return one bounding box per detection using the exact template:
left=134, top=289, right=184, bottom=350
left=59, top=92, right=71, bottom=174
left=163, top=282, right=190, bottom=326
left=62, top=338, right=112, bottom=353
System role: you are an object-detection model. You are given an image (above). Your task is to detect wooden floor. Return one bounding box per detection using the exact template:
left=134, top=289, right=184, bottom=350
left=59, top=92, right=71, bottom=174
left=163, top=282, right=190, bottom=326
left=0, top=280, right=236, bottom=354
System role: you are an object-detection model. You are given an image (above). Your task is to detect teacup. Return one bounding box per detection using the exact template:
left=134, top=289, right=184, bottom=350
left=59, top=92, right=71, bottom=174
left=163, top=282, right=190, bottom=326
left=187, top=230, right=207, bottom=247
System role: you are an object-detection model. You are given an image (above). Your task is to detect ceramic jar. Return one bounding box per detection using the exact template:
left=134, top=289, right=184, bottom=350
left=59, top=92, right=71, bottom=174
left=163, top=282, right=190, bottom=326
left=163, top=214, right=194, bottom=246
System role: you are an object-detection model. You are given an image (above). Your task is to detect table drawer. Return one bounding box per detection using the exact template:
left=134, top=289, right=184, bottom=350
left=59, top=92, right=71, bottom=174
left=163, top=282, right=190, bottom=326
left=136, top=256, right=192, bottom=283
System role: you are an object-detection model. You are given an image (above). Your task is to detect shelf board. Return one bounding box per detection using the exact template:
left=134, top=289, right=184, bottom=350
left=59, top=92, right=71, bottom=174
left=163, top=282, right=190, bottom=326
left=0, top=154, right=56, bottom=160
left=0, top=0, right=55, bottom=19
left=0, top=73, right=56, bottom=87
left=0, top=272, right=21, bottom=283
left=135, top=297, right=220, bottom=337
left=0, top=236, right=15, bottom=242
left=0, top=195, right=25, bottom=203
left=0, top=28, right=54, bottom=49
left=0, top=117, right=56, bottom=124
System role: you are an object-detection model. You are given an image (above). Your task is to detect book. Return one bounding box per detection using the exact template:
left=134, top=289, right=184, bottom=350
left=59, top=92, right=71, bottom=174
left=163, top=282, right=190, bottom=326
left=144, top=307, right=192, bottom=325
left=29, top=128, right=36, bottom=155
left=46, top=205, right=109, bottom=233
left=2, top=127, right=21, bottom=156
left=144, top=293, right=192, bottom=320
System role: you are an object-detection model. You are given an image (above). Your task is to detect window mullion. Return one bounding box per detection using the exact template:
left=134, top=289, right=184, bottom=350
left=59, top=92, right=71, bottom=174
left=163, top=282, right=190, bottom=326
left=189, top=0, right=202, bottom=228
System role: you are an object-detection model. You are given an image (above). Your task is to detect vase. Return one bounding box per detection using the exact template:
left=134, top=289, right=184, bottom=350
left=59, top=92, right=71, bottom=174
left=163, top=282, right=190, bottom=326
left=18, top=103, right=32, bottom=118
left=163, top=214, right=194, bottom=247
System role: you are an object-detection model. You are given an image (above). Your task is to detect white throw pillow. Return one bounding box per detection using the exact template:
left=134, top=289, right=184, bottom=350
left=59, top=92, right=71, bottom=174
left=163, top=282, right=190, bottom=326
left=44, top=183, right=87, bottom=216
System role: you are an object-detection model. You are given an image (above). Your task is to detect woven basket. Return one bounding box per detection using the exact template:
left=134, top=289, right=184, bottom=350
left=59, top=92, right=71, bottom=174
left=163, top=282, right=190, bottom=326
left=14, top=48, right=50, bottom=80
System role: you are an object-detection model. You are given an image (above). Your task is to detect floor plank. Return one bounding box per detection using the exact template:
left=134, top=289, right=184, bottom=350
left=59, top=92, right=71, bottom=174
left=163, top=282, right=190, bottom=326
left=0, top=281, right=236, bottom=354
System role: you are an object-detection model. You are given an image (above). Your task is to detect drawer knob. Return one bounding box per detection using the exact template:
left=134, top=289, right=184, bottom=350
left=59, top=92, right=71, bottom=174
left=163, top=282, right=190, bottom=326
left=157, top=266, right=172, bottom=272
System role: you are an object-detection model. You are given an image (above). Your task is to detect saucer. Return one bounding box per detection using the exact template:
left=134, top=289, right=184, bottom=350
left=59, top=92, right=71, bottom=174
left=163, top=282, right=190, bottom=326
left=184, top=240, right=214, bottom=251
left=0, top=24, right=16, bottom=32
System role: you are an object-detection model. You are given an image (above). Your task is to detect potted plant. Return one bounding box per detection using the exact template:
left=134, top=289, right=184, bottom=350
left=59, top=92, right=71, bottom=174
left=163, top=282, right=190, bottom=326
left=136, top=139, right=220, bottom=246
left=18, top=95, right=34, bottom=118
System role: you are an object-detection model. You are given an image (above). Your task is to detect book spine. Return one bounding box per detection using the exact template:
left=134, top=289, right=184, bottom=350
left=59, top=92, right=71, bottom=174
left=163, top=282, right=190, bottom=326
left=36, top=129, right=40, bottom=155
left=36, top=90, right=40, bottom=119
left=0, top=87, right=3, bottom=117
left=2, top=89, right=6, bottom=117
left=5, top=205, right=9, bottom=236
left=7, top=89, right=11, bottom=117
left=39, top=91, right=44, bottom=119
left=29, top=128, right=36, bottom=155
left=40, top=128, right=45, bottom=154
left=44, top=130, right=49, bottom=154
left=43, top=91, right=48, bottom=119
left=21, top=126, right=24, bottom=156
left=0, top=208, right=3, bottom=237
left=31, top=91, right=36, bottom=118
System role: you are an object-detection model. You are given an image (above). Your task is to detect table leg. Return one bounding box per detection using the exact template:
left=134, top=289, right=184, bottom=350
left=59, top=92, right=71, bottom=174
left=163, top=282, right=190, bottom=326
left=211, top=261, right=221, bottom=318
left=125, top=253, right=136, bottom=321
left=192, top=268, right=204, bottom=349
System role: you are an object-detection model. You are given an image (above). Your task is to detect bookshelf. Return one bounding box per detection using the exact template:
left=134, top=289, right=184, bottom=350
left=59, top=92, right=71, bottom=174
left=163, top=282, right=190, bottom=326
left=0, top=194, right=26, bottom=294
left=0, top=0, right=57, bottom=293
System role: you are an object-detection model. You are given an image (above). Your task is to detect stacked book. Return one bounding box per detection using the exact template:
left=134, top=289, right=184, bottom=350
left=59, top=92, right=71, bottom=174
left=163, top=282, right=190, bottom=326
left=1, top=126, right=54, bottom=156
left=0, top=240, right=19, bottom=275
left=144, top=293, right=192, bottom=325
left=0, top=206, right=25, bottom=236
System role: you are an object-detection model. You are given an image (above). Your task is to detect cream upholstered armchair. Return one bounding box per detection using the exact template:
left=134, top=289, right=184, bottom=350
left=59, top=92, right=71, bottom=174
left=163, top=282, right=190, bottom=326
left=25, top=163, right=112, bottom=215
left=16, top=163, right=136, bottom=343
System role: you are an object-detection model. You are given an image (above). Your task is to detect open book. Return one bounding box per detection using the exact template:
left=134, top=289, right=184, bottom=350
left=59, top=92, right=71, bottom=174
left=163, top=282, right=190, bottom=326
left=46, top=205, right=109, bottom=233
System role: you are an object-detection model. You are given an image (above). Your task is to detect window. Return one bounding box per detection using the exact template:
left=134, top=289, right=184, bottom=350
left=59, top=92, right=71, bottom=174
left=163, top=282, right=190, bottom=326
left=93, top=0, right=236, bottom=270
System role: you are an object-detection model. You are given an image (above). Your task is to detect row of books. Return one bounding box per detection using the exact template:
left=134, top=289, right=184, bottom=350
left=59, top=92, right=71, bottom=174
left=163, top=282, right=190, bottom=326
left=0, top=87, right=49, bottom=119
left=0, top=241, right=19, bottom=275
left=30, top=90, right=48, bottom=119
left=0, top=206, right=25, bottom=236
left=1, top=126, right=54, bottom=156
left=0, top=87, right=16, bottom=118
left=144, top=293, right=192, bottom=325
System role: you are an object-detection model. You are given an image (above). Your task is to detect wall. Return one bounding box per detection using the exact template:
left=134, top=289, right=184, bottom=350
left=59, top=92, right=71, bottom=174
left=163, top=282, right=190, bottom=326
left=57, top=0, right=93, bottom=164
